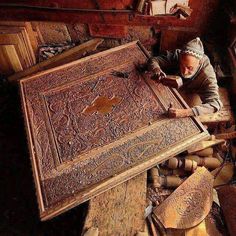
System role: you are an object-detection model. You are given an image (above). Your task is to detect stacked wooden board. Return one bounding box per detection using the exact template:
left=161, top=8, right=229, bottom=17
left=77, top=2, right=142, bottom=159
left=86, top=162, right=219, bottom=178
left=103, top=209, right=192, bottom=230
left=0, top=22, right=37, bottom=75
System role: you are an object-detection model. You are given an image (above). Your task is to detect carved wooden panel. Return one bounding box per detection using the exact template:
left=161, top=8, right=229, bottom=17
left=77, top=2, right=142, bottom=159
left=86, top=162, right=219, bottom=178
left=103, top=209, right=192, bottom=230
left=153, top=167, right=214, bottom=229
left=20, top=41, right=208, bottom=220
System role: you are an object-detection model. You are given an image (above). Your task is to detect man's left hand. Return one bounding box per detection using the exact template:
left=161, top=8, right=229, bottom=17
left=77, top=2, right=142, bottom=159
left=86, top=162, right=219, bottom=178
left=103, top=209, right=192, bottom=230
left=168, top=108, right=194, bottom=118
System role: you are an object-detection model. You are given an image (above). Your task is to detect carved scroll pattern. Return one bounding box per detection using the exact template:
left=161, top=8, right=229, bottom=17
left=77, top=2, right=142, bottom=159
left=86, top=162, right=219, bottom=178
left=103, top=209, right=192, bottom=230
left=154, top=167, right=213, bottom=229
left=42, top=118, right=199, bottom=208
left=45, top=64, right=164, bottom=163
left=22, top=44, right=148, bottom=175
left=20, top=42, right=206, bottom=214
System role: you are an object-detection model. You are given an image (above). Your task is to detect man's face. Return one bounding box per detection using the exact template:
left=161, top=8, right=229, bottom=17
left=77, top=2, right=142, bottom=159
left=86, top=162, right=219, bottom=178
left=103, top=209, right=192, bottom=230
left=179, top=54, right=201, bottom=79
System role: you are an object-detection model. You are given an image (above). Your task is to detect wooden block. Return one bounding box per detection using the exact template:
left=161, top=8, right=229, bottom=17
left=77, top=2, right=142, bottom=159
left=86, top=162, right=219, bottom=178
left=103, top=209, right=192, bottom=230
left=8, top=38, right=104, bottom=82
left=199, top=109, right=235, bottom=124
left=19, top=41, right=208, bottom=220
left=83, top=172, right=147, bottom=236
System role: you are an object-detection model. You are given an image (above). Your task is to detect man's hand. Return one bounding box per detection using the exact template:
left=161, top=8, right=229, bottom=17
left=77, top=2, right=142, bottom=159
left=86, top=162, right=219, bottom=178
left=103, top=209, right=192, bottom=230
left=153, top=67, right=166, bottom=81
left=147, top=58, right=166, bottom=81
left=168, top=106, right=194, bottom=118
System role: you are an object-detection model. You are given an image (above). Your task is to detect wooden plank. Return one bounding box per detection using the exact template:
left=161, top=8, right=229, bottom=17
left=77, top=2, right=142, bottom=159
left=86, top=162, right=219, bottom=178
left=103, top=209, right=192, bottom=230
left=8, top=38, right=104, bottom=82
left=19, top=41, right=208, bottom=220
left=1, top=45, right=23, bottom=72
left=0, top=46, right=13, bottom=74
left=83, top=172, right=147, bottom=236
left=187, top=139, right=225, bottom=154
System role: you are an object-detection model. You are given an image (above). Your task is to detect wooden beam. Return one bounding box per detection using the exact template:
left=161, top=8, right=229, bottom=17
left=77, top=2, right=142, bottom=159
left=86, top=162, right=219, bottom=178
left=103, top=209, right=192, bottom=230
left=0, top=0, right=202, bottom=28
left=0, top=0, right=220, bottom=39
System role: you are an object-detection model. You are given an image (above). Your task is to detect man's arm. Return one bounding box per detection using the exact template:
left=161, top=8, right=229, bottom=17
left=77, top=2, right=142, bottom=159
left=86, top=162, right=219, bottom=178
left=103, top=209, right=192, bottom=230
left=191, top=71, right=223, bottom=116
left=148, top=50, right=179, bottom=76
left=169, top=61, right=222, bottom=118
left=169, top=80, right=222, bottom=118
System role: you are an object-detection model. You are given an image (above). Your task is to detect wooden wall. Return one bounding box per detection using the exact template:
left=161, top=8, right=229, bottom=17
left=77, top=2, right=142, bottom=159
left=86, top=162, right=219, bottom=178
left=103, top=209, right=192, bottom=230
left=0, top=0, right=224, bottom=76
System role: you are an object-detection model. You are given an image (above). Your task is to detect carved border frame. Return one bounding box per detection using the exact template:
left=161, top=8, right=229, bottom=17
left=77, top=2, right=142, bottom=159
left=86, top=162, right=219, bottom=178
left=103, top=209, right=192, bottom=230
left=19, top=41, right=209, bottom=220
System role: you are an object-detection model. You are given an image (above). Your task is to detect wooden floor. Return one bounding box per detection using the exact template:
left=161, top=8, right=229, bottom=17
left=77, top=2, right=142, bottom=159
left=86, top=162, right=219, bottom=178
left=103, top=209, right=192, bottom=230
left=83, top=172, right=147, bottom=236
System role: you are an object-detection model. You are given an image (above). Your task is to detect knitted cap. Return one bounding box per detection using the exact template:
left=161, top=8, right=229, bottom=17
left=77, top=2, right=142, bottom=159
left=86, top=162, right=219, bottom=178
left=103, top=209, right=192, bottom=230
left=181, top=37, right=204, bottom=59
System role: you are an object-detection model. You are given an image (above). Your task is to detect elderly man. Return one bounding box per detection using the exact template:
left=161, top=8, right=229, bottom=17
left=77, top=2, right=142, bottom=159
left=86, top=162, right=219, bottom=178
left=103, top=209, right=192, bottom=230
left=148, top=37, right=222, bottom=118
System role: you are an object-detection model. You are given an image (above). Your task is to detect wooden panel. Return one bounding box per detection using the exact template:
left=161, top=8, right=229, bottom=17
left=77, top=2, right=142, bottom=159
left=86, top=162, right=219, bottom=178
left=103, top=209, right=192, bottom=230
left=33, top=22, right=71, bottom=44
left=83, top=172, right=147, bottom=236
left=89, top=24, right=128, bottom=38
left=153, top=167, right=213, bottom=229
left=20, top=41, right=208, bottom=220
left=0, top=33, right=30, bottom=68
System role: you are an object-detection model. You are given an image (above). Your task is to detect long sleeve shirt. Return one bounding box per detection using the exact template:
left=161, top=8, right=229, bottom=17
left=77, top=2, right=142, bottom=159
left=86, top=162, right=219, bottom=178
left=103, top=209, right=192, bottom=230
left=148, top=49, right=223, bottom=116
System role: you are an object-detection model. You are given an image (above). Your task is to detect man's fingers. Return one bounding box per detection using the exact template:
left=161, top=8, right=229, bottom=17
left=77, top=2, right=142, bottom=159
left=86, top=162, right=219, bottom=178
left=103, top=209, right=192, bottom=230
left=152, top=67, right=166, bottom=81
left=168, top=107, right=176, bottom=113
left=160, top=71, right=166, bottom=78
left=153, top=67, right=161, bottom=75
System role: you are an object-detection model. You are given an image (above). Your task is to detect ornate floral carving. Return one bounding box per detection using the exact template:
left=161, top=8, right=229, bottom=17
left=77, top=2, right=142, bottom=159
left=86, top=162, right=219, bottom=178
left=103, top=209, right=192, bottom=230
left=20, top=42, right=208, bottom=219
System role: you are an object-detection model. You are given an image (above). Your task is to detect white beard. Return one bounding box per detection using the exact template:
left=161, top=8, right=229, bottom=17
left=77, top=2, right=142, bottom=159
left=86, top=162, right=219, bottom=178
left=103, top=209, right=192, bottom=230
left=180, top=62, right=202, bottom=79
left=181, top=73, right=194, bottom=79
left=181, top=68, right=198, bottom=79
